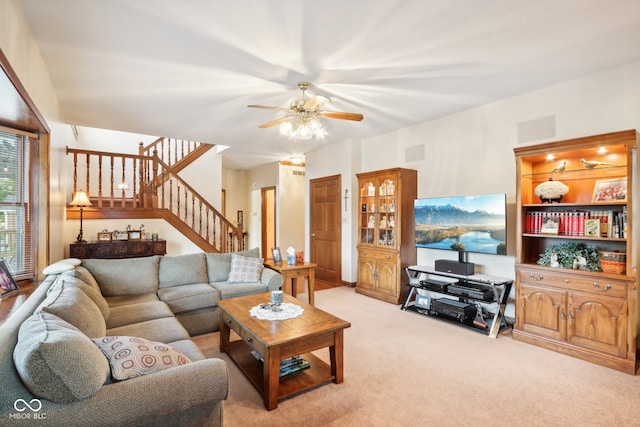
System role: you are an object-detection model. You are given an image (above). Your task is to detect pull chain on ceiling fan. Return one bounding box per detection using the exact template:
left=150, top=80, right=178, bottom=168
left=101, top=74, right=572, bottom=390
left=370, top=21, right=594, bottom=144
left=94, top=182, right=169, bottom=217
left=248, top=82, right=364, bottom=140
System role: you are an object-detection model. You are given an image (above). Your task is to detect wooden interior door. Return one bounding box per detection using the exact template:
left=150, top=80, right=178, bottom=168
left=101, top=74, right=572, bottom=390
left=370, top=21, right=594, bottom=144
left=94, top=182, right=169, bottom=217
left=309, top=175, right=341, bottom=283
left=261, top=186, right=276, bottom=259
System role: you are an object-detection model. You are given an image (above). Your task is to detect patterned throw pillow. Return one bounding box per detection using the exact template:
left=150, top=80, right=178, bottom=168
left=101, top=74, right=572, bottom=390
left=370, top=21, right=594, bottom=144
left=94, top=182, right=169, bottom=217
left=92, top=336, right=191, bottom=381
left=227, top=253, right=264, bottom=283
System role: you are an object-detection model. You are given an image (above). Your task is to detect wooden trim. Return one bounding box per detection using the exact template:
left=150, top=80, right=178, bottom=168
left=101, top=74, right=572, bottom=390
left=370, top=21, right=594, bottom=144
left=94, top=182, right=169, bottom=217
left=0, top=48, right=50, bottom=134
left=0, top=124, right=39, bottom=138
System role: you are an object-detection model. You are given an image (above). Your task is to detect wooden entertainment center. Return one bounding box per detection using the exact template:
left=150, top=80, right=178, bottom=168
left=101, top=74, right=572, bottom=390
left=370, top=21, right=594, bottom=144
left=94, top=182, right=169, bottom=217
left=513, top=130, right=638, bottom=374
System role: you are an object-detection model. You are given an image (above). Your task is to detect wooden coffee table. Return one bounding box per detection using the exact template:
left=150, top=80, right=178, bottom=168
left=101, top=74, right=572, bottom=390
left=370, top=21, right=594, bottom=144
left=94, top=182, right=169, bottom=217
left=218, top=292, right=351, bottom=410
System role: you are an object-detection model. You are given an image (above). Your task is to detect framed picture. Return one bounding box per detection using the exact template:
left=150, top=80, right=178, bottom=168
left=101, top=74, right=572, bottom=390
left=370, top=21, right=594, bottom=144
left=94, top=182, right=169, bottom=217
left=414, top=293, right=430, bottom=309
left=584, top=219, right=601, bottom=237
left=541, top=216, right=560, bottom=235
left=237, top=210, right=243, bottom=227
left=113, top=231, right=129, bottom=241
left=97, top=231, right=112, bottom=241
left=128, top=230, right=142, bottom=240
left=271, top=247, right=282, bottom=263
left=592, top=178, right=627, bottom=202
left=0, top=260, right=19, bottom=296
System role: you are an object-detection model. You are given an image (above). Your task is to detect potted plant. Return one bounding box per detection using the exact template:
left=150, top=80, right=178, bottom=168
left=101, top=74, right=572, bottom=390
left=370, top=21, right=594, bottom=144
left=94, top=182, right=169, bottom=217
left=537, top=242, right=601, bottom=271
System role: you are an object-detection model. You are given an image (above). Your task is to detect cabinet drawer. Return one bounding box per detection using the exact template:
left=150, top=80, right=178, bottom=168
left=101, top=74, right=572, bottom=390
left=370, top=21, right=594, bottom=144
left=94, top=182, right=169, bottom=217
left=221, top=311, right=266, bottom=354
left=518, top=268, right=627, bottom=298
left=358, top=249, right=397, bottom=262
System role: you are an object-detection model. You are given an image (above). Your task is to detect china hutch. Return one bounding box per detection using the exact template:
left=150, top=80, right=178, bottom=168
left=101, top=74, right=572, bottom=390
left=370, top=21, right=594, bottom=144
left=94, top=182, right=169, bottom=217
left=356, top=168, right=417, bottom=304
left=513, top=129, right=638, bottom=374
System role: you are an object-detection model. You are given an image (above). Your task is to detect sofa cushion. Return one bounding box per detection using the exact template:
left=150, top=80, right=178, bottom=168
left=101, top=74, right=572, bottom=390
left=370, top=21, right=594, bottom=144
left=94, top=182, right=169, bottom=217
left=106, top=301, right=175, bottom=329
left=13, top=312, right=110, bottom=403
left=107, top=317, right=191, bottom=344
left=92, top=336, right=191, bottom=381
left=105, top=293, right=160, bottom=308
left=167, top=339, right=206, bottom=362
left=205, top=247, right=260, bottom=282
left=159, top=253, right=208, bottom=288
left=37, top=281, right=106, bottom=338
left=157, top=283, right=219, bottom=314
left=82, top=256, right=160, bottom=297
left=62, top=265, right=101, bottom=292
left=42, top=258, right=80, bottom=275
left=49, top=275, right=110, bottom=320
left=228, top=253, right=264, bottom=283
left=212, top=281, right=268, bottom=299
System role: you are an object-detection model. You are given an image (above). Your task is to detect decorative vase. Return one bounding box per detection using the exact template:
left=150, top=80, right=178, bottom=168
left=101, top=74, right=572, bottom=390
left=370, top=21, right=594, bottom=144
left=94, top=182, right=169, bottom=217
left=534, top=178, right=569, bottom=203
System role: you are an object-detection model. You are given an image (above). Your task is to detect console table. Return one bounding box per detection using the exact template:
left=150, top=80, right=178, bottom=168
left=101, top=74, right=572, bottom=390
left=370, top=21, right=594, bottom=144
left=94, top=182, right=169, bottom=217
left=69, top=239, right=166, bottom=259
left=402, top=265, right=512, bottom=339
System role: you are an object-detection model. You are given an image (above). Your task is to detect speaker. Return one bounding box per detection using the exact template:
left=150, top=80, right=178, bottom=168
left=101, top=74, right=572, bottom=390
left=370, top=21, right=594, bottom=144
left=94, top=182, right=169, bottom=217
left=434, top=259, right=475, bottom=276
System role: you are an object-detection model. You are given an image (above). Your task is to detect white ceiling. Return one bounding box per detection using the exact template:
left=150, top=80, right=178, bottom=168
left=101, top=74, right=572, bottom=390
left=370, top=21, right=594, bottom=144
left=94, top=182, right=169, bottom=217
left=20, top=0, right=640, bottom=170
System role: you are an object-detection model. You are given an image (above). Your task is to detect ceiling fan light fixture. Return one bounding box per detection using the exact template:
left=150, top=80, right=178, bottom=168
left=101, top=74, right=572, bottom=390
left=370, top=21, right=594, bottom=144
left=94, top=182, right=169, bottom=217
left=279, top=115, right=326, bottom=141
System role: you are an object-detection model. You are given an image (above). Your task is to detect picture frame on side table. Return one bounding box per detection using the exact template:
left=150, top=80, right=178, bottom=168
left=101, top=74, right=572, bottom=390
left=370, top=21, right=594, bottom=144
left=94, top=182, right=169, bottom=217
left=271, top=247, right=282, bottom=263
left=592, top=178, right=627, bottom=202
left=0, top=259, right=19, bottom=297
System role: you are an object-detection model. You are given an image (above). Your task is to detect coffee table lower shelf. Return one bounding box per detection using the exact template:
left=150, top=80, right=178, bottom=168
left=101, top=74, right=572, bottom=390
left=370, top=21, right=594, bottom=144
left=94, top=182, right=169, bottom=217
left=223, top=339, right=334, bottom=403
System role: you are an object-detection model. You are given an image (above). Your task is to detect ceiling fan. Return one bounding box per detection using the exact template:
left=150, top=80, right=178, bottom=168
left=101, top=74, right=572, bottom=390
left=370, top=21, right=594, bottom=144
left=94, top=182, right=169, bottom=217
left=248, top=82, right=364, bottom=140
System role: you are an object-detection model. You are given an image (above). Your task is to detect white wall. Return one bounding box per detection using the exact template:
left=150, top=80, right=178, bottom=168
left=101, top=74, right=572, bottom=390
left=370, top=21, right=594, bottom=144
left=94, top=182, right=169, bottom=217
left=305, top=138, right=362, bottom=283
left=0, top=0, right=72, bottom=267
left=278, top=163, right=305, bottom=256
left=305, top=61, right=640, bottom=288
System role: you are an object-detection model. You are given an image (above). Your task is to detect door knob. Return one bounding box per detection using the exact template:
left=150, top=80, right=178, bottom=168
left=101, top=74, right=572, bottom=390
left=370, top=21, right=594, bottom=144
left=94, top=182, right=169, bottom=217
left=311, top=233, right=316, bottom=237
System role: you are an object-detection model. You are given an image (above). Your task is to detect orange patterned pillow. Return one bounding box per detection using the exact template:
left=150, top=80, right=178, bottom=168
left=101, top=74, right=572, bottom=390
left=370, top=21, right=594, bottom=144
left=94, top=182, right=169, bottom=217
left=93, top=336, right=191, bottom=380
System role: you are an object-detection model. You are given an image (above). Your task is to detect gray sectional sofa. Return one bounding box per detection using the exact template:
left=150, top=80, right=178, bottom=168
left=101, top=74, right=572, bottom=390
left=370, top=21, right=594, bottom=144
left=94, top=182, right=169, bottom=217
left=0, top=248, right=283, bottom=426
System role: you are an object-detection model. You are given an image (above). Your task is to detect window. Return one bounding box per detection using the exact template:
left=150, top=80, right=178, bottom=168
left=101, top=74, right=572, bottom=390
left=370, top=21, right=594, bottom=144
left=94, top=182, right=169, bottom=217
left=0, top=129, right=34, bottom=280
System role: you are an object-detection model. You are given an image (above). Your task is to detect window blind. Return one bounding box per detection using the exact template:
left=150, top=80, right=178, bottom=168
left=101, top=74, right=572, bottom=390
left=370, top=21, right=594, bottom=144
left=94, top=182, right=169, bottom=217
left=0, top=129, right=34, bottom=280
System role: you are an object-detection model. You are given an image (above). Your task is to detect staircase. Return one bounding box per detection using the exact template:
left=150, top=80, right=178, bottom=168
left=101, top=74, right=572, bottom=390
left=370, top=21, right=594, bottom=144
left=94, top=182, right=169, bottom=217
left=66, top=137, right=244, bottom=253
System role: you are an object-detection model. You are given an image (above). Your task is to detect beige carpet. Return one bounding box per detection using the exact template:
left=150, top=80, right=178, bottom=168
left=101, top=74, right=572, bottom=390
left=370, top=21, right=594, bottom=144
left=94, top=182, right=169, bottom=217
left=193, top=286, right=640, bottom=427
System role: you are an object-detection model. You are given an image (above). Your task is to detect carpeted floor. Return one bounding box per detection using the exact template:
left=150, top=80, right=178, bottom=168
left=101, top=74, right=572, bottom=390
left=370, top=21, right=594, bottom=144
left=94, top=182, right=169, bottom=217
left=193, top=286, right=640, bottom=427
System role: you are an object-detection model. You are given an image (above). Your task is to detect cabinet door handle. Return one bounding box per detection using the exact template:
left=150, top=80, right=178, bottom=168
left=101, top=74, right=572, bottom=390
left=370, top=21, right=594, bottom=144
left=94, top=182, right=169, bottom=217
left=593, top=282, right=612, bottom=291
left=385, top=255, right=391, bottom=259
left=560, top=309, right=566, bottom=320
left=528, top=273, right=543, bottom=281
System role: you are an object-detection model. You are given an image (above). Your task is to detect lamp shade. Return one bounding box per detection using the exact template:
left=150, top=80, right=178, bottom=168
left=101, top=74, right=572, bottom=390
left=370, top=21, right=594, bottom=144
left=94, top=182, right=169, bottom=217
left=70, top=190, right=92, bottom=207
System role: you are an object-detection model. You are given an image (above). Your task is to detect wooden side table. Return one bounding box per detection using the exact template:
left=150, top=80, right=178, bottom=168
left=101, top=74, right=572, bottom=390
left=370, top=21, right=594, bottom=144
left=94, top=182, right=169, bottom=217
left=264, top=261, right=317, bottom=306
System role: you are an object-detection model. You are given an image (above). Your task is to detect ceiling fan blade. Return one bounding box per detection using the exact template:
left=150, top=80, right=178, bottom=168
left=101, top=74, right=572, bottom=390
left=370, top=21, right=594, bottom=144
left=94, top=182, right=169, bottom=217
left=248, top=104, right=291, bottom=113
left=318, top=111, right=364, bottom=121
left=259, top=116, right=292, bottom=128
left=303, top=95, right=330, bottom=111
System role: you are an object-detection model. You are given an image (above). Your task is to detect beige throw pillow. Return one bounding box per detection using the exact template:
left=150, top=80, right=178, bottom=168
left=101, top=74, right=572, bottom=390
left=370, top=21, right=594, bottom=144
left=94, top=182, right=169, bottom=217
left=227, top=253, right=263, bottom=283
left=92, top=336, right=191, bottom=381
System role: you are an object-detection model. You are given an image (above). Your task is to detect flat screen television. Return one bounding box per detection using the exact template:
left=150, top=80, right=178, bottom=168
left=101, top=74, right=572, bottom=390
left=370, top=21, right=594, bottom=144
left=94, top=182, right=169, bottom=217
left=414, top=193, right=507, bottom=256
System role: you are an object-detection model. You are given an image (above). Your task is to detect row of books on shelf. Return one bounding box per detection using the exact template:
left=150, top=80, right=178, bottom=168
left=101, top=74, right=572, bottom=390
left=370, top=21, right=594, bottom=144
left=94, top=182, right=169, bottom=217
left=526, top=208, right=627, bottom=238
left=251, top=351, right=311, bottom=377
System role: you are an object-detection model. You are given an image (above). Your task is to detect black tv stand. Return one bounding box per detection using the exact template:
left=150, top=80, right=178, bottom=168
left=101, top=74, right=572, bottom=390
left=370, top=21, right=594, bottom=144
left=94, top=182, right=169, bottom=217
left=401, top=265, right=513, bottom=339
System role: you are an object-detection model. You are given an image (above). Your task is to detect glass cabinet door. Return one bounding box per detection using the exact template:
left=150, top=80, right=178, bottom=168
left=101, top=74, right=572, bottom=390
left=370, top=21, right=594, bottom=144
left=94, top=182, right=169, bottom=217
left=359, top=175, right=398, bottom=247
left=359, top=180, right=376, bottom=244
left=377, top=178, right=395, bottom=246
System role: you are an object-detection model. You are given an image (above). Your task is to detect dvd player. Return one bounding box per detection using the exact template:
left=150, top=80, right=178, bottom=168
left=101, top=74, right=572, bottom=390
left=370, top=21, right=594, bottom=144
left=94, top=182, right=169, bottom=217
left=419, top=278, right=450, bottom=293
left=447, top=282, right=494, bottom=301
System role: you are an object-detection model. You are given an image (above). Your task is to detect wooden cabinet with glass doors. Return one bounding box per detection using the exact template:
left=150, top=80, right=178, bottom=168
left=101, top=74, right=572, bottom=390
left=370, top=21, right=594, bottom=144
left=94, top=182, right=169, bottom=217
left=356, top=168, right=417, bottom=304
left=513, top=129, right=639, bottom=374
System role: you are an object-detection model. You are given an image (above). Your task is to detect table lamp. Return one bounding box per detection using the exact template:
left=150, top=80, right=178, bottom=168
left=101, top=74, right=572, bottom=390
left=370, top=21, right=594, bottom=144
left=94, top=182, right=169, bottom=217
left=70, top=190, right=92, bottom=243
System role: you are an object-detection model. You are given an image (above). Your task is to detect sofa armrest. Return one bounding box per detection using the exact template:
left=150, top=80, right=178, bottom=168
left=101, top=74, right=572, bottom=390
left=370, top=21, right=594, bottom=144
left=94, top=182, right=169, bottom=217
left=261, top=268, right=284, bottom=291
left=40, top=358, right=228, bottom=426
